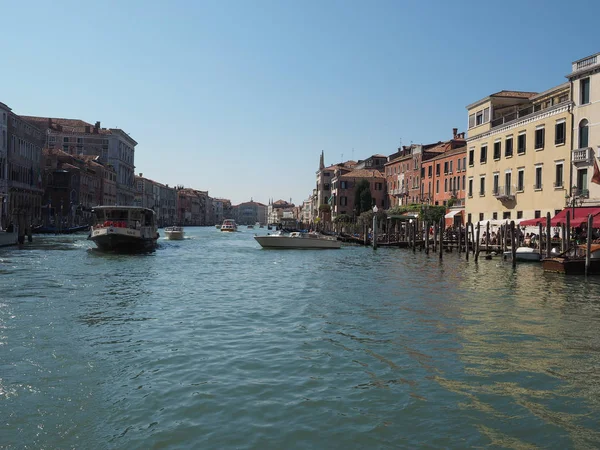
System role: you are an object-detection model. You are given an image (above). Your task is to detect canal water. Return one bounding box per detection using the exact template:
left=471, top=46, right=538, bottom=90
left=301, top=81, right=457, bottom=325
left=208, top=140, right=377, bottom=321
left=2, top=227, right=600, bottom=449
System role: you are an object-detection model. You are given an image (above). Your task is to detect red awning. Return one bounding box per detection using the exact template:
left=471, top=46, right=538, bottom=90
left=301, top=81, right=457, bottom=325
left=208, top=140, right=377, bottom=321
left=521, top=207, right=600, bottom=228
left=520, top=217, right=544, bottom=226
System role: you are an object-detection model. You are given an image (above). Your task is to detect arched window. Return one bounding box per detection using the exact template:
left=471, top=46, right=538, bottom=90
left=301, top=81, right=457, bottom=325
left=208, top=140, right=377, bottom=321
left=579, top=119, right=589, bottom=148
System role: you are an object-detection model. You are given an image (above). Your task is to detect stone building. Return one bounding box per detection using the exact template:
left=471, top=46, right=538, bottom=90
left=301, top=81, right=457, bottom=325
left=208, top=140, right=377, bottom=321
left=7, top=111, right=44, bottom=227
left=22, top=116, right=137, bottom=206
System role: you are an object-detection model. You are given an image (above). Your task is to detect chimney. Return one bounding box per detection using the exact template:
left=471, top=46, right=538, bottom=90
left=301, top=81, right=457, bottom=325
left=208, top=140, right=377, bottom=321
left=139, top=173, right=143, bottom=177
left=452, top=128, right=458, bottom=138
left=48, top=118, right=52, bottom=129
left=85, top=125, right=90, bottom=133
left=94, top=121, right=100, bottom=134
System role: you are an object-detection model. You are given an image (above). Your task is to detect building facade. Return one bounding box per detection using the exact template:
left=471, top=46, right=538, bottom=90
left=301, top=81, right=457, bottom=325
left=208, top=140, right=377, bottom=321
left=465, top=86, right=572, bottom=224
left=421, top=146, right=467, bottom=208
left=7, top=112, right=44, bottom=227
left=234, top=200, right=267, bottom=225
left=567, top=52, right=600, bottom=207
left=330, top=168, right=386, bottom=219
left=22, top=117, right=137, bottom=206
left=0, top=102, right=9, bottom=228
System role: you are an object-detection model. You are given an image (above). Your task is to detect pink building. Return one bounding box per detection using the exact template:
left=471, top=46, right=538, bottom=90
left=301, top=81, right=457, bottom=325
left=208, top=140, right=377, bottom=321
left=331, top=168, right=386, bottom=220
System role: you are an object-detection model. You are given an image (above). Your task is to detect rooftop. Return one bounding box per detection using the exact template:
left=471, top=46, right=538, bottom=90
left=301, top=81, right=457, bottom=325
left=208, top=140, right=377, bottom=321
left=339, top=169, right=384, bottom=179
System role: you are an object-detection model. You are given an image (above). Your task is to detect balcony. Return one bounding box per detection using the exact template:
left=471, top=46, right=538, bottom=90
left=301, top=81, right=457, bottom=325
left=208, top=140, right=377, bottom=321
left=572, top=54, right=599, bottom=73
left=572, top=147, right=592, bottom=164
left=573, top=187, right=589, bottom=199
left=493, top=185, right=516, bottom=201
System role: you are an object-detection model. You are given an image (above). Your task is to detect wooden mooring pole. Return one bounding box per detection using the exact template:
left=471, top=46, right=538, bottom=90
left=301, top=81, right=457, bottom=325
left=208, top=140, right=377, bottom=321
left=485, top=222, right=490, bottom=254
left=538, top=223, right=543, bottom=257
left=439, top=218, right=443, bottom=260
left=510, top=220, right=516, bottom=268
left=465, top=222, right=470, bottom=261
left=566, top=210, right=571, bottom=252
left=546, top=212, right=552, bottom=258
left=586, top=214, right=593, bottom=276
left=475, top=223, right=480, bottom=262
left=425, top=221, right=430, bottom=255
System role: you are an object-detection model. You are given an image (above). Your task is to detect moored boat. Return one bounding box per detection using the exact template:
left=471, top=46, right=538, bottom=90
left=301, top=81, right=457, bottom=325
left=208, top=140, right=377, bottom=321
left=215, top=224, right=221, bottom=230
left=164, top=226, right=185, bottom=240
left=89, top=206, right=159, bottom=253
left=254, top=231, right=341, bottom=249
left=502, top=247, right=542, bottom=262
left=221, top=219, right=238, bottom=232
left=542, top=244, right=600, bottom=274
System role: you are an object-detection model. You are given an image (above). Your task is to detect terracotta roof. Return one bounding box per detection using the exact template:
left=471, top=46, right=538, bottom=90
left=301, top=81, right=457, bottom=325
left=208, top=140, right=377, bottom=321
left=322, top=160, right=357, bottom=171
left=22, top=116, right=113, bottom=135
left=340, top=169, right=384, bottom=179
left=425, top=146, right=467, bottom=163
left=490, top=90, right=538, bottom=99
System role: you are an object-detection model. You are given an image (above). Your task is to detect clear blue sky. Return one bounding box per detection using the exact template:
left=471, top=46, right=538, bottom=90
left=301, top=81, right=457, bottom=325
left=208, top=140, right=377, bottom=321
left=3, top=0, right=599, bottom=205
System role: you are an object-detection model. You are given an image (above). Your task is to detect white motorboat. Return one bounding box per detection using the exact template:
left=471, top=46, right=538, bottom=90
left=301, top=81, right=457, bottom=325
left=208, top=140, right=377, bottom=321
left=215, top=224, right=221, bottom=230
left=503, top=246, right=542, bottom=262
left=90, top=206, right=159, bottom=252
left=221, top=219, right=238, bottom=232
left=164, top=226, right=185, bottom=240
left=254, top=231, right=341, bottom=249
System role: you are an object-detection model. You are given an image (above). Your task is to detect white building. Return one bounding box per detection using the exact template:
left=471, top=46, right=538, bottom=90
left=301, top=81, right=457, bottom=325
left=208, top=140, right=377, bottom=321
left=567, top=52, right=600, bottom=206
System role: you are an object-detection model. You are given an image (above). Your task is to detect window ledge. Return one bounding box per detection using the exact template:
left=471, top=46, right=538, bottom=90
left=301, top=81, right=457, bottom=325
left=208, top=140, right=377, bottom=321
left=479, top=193, right=486, bottom=197
left=517, top=151, right=526, bottom=156
left=554, top=185, right=565, bottom=190
left=505, top=155, right=513, bottom=159
left=516, top=189, right=524, bottom=193
left=535, top=147, right=544, bottom=151
left=494, top=157, right=500, bottom=161
left=480, top=161, right=487, bottom=165
left=534, top=188, right=543, bottom=192
left=555, top=142, right=566, bottom=147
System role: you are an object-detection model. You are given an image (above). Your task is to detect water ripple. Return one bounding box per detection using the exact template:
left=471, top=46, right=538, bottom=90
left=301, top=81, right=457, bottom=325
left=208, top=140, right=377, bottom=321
left=2, top=230, right=600, bottom=448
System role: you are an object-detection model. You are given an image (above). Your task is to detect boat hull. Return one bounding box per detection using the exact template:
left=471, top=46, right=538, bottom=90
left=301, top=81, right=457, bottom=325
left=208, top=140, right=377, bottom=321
left=503, top=247, right=542, bottom=262
left=254, top=235, right=341, bottom=249
left=542, top=257, right=600, bottom=275
left=164, top=229, right=185, bottom=240
left=90, top=227, right=157, bottom=253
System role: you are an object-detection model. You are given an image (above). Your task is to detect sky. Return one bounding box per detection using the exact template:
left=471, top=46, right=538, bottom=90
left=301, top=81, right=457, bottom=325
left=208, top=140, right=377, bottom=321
left=2, top=0, right=600, bottom=205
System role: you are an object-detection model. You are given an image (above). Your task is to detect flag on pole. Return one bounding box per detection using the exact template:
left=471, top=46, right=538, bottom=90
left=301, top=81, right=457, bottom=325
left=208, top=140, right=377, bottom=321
left=592, top=158, right=600, bottom=185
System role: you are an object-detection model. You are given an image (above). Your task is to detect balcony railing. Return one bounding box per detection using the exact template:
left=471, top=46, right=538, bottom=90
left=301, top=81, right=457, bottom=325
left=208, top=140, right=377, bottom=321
left=573, top=55, right=598, bottom=72
left=493, top=185, right=516, bottom=200
left=572, top=147, right=592, bottom=163
left=573, top=187, right=590, bottom=198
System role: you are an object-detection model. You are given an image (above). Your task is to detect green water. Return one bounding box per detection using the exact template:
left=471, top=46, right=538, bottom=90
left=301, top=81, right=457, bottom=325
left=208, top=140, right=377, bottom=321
left=1, top=227, right=600, bottom=449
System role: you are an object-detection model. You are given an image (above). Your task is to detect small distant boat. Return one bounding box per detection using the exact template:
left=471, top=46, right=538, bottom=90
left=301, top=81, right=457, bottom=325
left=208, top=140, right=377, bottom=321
left=247, top=224, right=254, bottom=229
left=215, top=224, right=221, bottom=230
left=502, top=247, right=542, bottom=262
left=221, top=219, right=238, bottom=232
left=164, top=226, right=185, bottom=240
left=254, top=231, right=341, bottom=249
left=89, top=206, right=159, bottom=253
left=542, top=244, right=600, bottom=274
left=255, top=222, right=261, bottom=228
